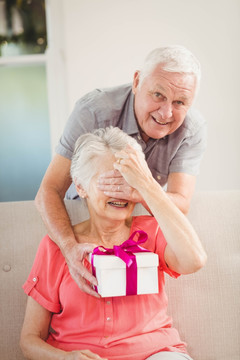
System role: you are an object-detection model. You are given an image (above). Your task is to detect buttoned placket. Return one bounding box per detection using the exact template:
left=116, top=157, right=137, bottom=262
left=136, top=133, right=147, bottom=151
left=136, top=135, right=166, bottom=185
left=136, top=133, right=166, bottom=155
left=100, top=297, right=114, bottom=344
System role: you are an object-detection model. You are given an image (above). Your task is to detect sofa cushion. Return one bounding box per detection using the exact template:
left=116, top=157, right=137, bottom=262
left=0, top=191, right=239, bottom=360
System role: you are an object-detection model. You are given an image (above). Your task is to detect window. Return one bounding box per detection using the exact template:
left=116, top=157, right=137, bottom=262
left=0, top=0, right=47, bottom=57
left=0, top=0, right=51, bottom=201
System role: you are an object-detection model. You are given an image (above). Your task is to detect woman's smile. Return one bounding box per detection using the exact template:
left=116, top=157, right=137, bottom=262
left=107, top=199, right=129, bottom=208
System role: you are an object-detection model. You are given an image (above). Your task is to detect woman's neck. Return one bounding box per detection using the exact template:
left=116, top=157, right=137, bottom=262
left=74, top=216, right=132, bottom=248
left=89, top=216, right=132, bottom=247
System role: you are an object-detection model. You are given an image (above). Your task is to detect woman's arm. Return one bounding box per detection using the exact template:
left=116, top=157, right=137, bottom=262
left=20, top=297, right=66, bottom=360
left=97, top=170, right=194, bottom=215
left=20, top=297, right=106, bottom=360
left=114, top=146, right=207, bottom=275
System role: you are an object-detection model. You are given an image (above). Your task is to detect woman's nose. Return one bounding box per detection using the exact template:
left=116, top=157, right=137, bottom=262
left=157, top=103, right=172, bottom=120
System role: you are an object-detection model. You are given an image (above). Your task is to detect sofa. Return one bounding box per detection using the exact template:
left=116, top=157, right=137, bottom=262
left=0, top=191, right=240, bottom=360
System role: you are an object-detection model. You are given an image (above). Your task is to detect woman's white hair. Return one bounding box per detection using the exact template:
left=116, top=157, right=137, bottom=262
left=71, top=127, right=144, bottom=190
left=138, top=45, right=201, bottom=90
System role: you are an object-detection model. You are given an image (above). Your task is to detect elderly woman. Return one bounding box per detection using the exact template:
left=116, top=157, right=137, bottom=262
left=20, top=127, right=207, bottom=360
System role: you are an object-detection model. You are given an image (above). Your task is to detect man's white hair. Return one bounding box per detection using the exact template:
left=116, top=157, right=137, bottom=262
left=71, top=127, right=144, bottom=190
left=139, top=45, right=201, bottom=89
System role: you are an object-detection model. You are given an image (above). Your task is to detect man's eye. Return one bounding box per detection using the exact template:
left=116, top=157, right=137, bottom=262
left=175, top=100, right=184, bottom=105
left=153, top=92, right=162, bottom=98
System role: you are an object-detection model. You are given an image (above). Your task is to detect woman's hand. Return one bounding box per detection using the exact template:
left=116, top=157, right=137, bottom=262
left=97, top=146, right=154, bottom=209
left=97, top=169, right=142, bottom=203
left=113, top=145, right=154, bottom=192
left=66, top=349, right=108, bottom=359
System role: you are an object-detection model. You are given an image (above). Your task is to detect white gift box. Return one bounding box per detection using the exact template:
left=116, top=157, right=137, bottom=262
left=91, top=252, right=159, bottom=297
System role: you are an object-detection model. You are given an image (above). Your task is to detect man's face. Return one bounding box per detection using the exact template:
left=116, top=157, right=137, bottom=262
left=132, top=65, right=197, bottom=142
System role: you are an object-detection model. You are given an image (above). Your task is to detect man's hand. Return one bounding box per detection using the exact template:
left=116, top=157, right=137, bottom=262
left=97, top=169, right=142, bottom=203
left=65, top=242, right=100, bottom=298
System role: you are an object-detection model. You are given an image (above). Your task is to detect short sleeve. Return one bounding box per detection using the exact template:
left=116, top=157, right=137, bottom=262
left=22, top=235, right=66, bottom=313
left=132, top=216, right=180, bottom=279
left=169, top=112, right=207, bottom=176
left=155, top=225, right=180, bottom=279
left=55, top=93, right=98, bottom=159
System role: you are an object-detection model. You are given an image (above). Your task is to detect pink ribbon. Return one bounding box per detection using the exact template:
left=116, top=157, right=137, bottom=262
left=91, top=230, right=149, bottom=295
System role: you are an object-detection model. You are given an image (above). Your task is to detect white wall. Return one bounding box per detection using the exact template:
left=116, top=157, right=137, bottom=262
left=48, top=0, right=240, bottom=191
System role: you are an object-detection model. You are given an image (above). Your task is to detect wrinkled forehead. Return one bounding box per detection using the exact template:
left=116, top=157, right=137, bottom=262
left=145, top=67, right=197, bottom=101
left=151, top=66, right=196, bottom=88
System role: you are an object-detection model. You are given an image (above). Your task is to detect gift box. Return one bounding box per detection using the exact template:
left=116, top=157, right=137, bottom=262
left=90, top=230, right=159, bottom=297
left=91, top=252, right=159, bottom=297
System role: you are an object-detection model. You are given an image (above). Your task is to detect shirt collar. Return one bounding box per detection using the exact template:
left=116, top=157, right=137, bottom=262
left=121, top=90, right=139, bottom=135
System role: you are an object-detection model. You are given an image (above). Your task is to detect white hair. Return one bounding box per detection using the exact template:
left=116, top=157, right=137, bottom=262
left=138, top=45, right=201, bottom=90
left=71, top=127, right=144, bottom=190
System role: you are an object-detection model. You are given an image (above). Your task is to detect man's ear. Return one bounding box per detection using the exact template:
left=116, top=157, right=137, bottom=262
left=75, top=183, right=88, bottom=198
left=132, top=70, right=140, bottom=94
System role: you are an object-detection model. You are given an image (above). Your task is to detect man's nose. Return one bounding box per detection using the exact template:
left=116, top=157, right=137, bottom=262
left=157, top=103, right=172, bottom=120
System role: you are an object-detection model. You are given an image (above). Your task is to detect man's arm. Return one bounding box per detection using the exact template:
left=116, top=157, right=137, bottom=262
left=35, top=154, right=98, bottom=297
left=166, top=172, right=196, bottom=215
left=35, top=154, right=73, bottom=246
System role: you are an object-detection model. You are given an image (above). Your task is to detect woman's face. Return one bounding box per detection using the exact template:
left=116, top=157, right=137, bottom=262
left=86, top=153, right=135, bottom=222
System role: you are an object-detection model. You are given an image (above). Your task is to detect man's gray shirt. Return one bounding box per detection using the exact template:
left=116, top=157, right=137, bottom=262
left=56, top=84, right=207, bottom=199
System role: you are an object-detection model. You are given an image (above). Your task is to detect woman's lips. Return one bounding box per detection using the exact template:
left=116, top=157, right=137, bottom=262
left=107, top=200, right=128, bottom=208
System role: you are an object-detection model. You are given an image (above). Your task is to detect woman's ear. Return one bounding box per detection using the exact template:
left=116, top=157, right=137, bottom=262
left=75, top=183, right=88, bottom=199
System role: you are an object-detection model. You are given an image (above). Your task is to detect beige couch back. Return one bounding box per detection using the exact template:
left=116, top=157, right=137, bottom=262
left=0, top=191, right=240, bottom=360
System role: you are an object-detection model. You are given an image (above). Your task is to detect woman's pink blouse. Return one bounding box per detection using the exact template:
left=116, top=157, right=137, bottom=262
left=23, top=215, right=187, bottom=360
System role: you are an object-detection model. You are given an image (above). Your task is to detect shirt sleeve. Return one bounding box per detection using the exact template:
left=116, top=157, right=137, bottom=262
left=134, top=216, right=180, bottom=279
left=155, top=225, right=180, bottom=279
left=22, top=235, right=66, bottom=313
left=55, top=92, right=98, bottom=159
left=169, top=111, right=207, bottom=176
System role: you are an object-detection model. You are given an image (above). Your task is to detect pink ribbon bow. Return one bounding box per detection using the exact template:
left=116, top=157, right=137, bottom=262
left=91, top=230, right=149, bottom=295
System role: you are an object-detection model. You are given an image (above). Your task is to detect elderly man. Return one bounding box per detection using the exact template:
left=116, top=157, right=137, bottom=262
left=36, top=46, right=206, bottom=296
